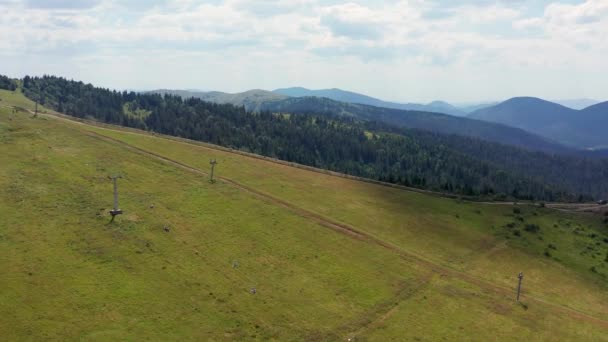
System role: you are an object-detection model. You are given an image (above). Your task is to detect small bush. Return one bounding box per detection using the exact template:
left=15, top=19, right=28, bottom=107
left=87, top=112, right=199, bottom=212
left=506, top=222, right=516, bottom=229
left=548, top=244, right=557, bottom=250
left=513, top=230, right=521, bottom=237
left=544, top=250, right=551, bottom=257
left=516, top=216, right=524, bottom=222
left=525, top=224, right=540, bottom=233
left=513, top=207, right=521, bottom=214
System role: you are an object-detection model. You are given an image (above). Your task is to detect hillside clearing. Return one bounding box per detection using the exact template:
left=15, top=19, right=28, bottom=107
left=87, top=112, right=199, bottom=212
left=1, top=89, right=607, bottom=340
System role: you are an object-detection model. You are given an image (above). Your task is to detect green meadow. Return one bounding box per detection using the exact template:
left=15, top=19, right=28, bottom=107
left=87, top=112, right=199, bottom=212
left=1, top=88, right=607, bottom=340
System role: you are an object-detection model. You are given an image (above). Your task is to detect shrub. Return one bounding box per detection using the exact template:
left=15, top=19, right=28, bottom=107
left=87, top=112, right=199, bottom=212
left=525, top=224, right=540, bottom=233
left=513, top=230, right=521, bottom=237
left=513, top=207, right=521, bottom=214
left=544, top=251, right=551, bottom=257
left=548, top=244, right=557, bottom=250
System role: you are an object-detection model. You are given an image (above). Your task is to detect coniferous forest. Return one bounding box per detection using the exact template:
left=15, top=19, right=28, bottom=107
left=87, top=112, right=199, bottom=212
left=0, top=75, right=17, bottom=91
left=18, top=75, right=608, bottom=201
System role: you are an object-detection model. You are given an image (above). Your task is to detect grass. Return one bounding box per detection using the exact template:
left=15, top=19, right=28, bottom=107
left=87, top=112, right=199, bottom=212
left=87, top=118, right=608, bottom=317
left=0, top=105, right=427, bottom=340
left=359, top=275, right=608, bottom=341
left=1, top=88, right=607, bottom=340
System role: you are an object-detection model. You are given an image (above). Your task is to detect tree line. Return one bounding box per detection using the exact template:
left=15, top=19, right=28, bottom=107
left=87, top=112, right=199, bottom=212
left=0, top=75, right=17, bottom=91
left=19, top=75, right=608, bottom=201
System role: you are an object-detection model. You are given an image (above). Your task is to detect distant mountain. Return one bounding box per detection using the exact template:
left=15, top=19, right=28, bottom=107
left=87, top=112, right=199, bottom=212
left=553, top=98, right=600, bottom=110
left=258, top=96, right=571, bottom=154
left=575, top=101, right=608, bottom=149
left=150, top=88, right=590, bottom=153
left=457, top=102, right=499, bottom=113
left=273, top=87, right=466, bottom=116
left=151, top=89, right=287, bottom=112
left=469, top=97, right=608, bottom=148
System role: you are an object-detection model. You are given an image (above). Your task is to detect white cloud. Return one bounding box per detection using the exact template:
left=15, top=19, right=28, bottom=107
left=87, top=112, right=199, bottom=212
left=0, top=0, right=606, bottom=102
left=456, top=4, right=521, bottom=23
left=513, top=17, right=544, bottom=30
left=545, top=0, right=608, bottom=25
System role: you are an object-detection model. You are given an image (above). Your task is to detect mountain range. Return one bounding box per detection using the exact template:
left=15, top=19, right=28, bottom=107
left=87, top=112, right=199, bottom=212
left=150, top=87, right=606, bottom=153
left=258, top=96, right=573, bottom=154
left=273, top=87, right=468, bottom=116
left=152, top=89, right=287, bottom=112
left=150, top=88, right=573, bottom=154
left=469, top=97, right=608, bottom=149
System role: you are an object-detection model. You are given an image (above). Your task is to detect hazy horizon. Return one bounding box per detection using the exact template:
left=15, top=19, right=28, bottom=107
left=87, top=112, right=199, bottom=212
left=135, top=86, right=604, bottom=108
left=2, top=0, right=607, bottom=103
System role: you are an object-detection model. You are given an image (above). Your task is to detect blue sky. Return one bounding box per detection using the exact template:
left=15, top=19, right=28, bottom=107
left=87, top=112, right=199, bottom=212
left=0, top=0, right=606, bottom=103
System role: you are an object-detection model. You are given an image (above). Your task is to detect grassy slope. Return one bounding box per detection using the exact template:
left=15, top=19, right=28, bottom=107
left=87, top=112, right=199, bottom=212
left=1, top=89, right=607, bottom=340
left=0, top=93, right=426, bottom=340
left=91, top=119, right=608, bottom=317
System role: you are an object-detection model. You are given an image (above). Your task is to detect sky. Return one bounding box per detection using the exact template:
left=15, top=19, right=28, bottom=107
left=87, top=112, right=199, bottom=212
left=0, top=0, right=607, bottom=103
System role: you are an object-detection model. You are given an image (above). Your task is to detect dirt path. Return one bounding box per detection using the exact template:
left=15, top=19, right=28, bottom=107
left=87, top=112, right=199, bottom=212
left=346, top=273, right=435, bottom=340
left=81, top=129, right=608, bottom=331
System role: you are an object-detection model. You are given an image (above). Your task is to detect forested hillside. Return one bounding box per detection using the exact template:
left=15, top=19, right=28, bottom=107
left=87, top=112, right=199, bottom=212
left=19, top=75, right=608, bottom=201
left=154, top=87, right=571, bottom=154
left=258, top=96, right=571, bottom=154
left=152, top=89, right=287, bottom=112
